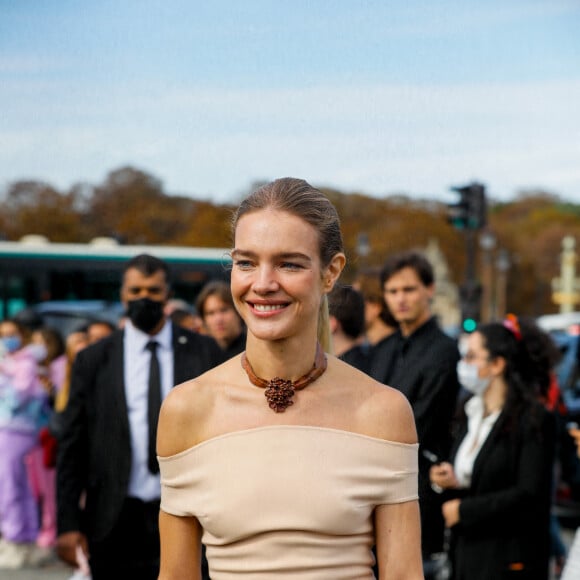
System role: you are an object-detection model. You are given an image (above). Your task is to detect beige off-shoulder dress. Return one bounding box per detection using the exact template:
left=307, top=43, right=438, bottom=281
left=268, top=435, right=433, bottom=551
left=160, top=425, right=418, bottom=579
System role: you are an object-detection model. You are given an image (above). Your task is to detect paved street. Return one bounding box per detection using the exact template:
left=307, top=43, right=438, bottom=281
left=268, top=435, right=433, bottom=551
left=0, top=556, right=71, bottom=580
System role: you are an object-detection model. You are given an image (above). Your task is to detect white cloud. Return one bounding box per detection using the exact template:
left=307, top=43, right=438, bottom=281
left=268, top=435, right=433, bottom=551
left=1, top=79, right=579, bottom=202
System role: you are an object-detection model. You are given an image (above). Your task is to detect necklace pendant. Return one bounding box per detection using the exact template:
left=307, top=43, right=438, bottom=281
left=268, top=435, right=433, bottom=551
left=241, top=344, right=327, bottom=413
left=264, top=378, right=295, bottom=413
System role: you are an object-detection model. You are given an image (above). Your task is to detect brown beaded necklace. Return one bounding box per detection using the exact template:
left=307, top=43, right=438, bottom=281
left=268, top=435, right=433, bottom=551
left=241, top=343, right=327, bottom=413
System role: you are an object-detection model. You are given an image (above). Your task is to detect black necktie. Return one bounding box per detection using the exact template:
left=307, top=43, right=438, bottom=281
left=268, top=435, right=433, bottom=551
left=146, top=341, right=161, bottom=474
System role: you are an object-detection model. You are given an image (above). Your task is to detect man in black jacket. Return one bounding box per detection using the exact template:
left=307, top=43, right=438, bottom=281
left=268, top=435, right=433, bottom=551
left=370, top=251, right=460, bottom=576
left=56, top=254, right=223, bottom=580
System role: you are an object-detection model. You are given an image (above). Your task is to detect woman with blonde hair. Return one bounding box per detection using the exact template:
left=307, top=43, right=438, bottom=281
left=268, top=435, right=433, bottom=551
left=157, top=178, right=422, bottom=579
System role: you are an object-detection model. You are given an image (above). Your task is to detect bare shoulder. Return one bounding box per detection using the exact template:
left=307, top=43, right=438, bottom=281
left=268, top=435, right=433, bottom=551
left=157, top=363, right=226, bottom=456
left=328, top=358, right=417, bottom=445
left=362, top=384, right=417, bottom=445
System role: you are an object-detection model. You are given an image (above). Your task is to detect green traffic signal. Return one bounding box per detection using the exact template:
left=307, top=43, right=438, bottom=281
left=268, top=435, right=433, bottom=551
left=447, top=183, right=487, bottom=231
left=462, top=318, right=477, bottom=333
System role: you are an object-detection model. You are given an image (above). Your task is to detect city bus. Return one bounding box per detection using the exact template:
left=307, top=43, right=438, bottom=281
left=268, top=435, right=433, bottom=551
left=0, top=236, right=232, bottom=320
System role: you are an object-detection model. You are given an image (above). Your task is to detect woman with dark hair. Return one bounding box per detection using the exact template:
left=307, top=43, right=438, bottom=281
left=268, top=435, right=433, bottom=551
left=157, top=178, right=422, bottom=579
left=430, top=315, right=556, bottom=580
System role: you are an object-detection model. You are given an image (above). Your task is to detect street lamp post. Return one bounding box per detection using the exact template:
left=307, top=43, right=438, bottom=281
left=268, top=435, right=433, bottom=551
left=495, top=249, right=510, bottom=320
left=479, top=231, right=496, bottom=323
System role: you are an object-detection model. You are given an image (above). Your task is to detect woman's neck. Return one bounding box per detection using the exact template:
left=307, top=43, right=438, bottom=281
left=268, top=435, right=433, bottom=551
left=244, top=335, right=320, bottom=381
left=483, top=377, right=507, bottom=415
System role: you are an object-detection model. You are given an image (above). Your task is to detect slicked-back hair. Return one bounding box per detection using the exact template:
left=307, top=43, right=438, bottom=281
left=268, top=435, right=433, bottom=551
left=232, top=177, right=344, bottom=269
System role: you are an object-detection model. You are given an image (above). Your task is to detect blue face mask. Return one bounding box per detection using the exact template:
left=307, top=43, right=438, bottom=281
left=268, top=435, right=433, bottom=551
left=2, top=335, right=22, bottom=353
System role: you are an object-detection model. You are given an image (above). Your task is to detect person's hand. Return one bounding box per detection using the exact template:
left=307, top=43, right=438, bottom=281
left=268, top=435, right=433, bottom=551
left=569, top=426, right=580, bottom=459
left=430, top=461, right=459, bottom=490
left=442, top=499, right=461, bottom=527
left=38, top=373, right=55, bottom=395
left=56, top=531, right=89, bottom=567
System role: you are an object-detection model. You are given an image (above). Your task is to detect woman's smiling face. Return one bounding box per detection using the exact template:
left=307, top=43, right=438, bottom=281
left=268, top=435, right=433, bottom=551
left=231, top=208, right=327, bottom=343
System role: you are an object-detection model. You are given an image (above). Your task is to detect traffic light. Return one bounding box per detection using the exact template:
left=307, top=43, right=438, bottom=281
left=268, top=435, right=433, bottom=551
left=460, top=282, right=482, bottom=332
left=467, top=183, right=486, bottom=229
left=446, top=187, right=470, bottom=229
left=447, top=182, right=487, bottom=230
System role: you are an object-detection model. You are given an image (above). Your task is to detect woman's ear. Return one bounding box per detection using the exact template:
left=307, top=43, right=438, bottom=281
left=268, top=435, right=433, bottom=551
left=324, top=253, right=346, bottom=292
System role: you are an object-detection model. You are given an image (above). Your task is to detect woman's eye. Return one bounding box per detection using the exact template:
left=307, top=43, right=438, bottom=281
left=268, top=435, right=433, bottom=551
left=280, top=262, right=303, bottom=271
left=234, top=260, right=253, bottom=270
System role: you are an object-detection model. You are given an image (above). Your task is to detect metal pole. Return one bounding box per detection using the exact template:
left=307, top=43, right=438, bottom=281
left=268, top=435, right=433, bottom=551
left=495, top=249, right=510, bottom=320
left=479, top=232, right=496, bottom=323
left=465, top=230, right=477, bottom=285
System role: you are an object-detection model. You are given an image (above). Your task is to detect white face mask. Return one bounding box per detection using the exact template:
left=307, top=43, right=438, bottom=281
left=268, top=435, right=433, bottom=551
left=27, top=343, right=48, bottom=363
left=457, top=359, right=491, bottom=396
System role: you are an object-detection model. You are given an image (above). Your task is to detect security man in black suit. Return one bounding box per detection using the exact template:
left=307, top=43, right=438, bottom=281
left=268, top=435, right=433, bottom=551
left=56, top=254, right=224, bottom=579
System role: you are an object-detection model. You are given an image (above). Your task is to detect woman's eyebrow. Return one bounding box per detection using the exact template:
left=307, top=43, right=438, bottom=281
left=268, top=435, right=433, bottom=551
left=231, top=249, right=311, bottom=261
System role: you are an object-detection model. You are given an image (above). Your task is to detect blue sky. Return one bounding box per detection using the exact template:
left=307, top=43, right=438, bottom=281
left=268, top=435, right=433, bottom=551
left=1, top=0, right=579, bottom=203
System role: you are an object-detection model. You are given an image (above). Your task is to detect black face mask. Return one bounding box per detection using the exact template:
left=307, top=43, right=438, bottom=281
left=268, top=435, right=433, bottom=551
left=126, top=298, right=165, bottom=333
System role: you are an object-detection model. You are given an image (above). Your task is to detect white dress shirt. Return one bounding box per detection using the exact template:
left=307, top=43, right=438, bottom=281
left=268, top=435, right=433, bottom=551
left=454, top=395, right=501, bottom=489
left=124, top=319, right=174, bottom=500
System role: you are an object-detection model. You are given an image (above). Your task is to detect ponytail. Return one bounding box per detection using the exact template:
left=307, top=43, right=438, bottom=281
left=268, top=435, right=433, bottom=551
left=317, top=294, right=333, bottom=354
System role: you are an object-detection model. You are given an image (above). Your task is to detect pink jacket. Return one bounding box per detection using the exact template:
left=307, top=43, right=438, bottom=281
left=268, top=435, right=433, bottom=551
left=0, top=348, right=48, bottom=433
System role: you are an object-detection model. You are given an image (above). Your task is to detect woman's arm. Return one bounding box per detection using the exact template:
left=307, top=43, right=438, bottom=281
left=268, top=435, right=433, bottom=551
left=368, top=384, right=423, bottom=578
left=375, top=501, right=423, bottom=579
left=158, top=511, right=203, bottom=580
left=157, top=381, right=208, bottom=580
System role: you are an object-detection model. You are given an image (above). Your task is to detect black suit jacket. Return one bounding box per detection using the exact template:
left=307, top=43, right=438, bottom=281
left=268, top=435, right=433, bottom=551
left=369, top=318, right=460, bottom=553
left=447, top=402, right=555, bottom=580
left=57, top=323, right=224, bottom=542
left=369, top=318, right=460, bottom=461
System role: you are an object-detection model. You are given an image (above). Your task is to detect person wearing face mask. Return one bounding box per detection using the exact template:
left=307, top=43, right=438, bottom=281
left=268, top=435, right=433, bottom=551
left=25, top=327, right=68, bottom=553
left=56, top=254, right=224, bottom=580
left=0, top=319, right=51, bottom=569
left=430, top=315, right=557, bottom=580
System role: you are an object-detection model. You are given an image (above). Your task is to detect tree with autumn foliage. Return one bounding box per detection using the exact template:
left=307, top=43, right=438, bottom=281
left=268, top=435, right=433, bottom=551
left=1, top=180, right=84, bottom=242
left=1, top=167, right=578, bottom=316
left=487, top=192, right=580, bottom=315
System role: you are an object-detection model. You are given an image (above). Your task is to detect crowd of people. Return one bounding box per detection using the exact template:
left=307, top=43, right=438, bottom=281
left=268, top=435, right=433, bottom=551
left=0, top=177, right=578, bottom=579
left=0, top=316, right=115, bottom=570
